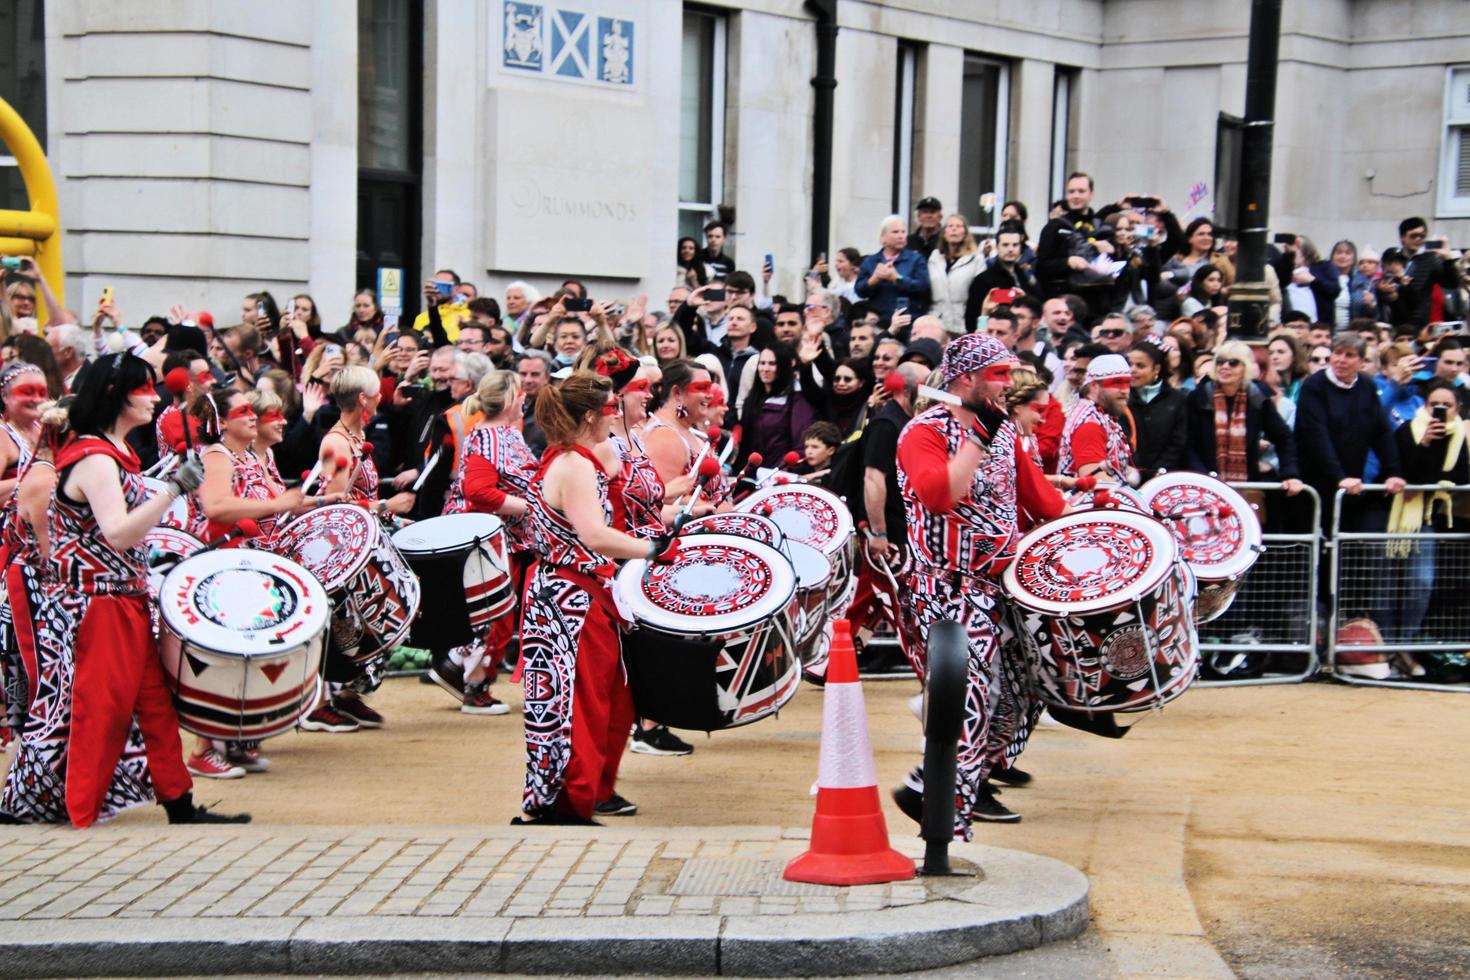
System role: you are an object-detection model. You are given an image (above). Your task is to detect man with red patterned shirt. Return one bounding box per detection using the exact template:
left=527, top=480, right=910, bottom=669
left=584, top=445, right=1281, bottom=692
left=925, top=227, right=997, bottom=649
left=892, top=333, right=1066, bottom=837
left=1058, top=353, right=1139, bottom=486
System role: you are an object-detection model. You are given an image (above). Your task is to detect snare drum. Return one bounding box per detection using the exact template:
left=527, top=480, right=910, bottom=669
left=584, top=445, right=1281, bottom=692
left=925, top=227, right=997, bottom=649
left=157, top=550, right=329, bottom=740
left=142, top=476, right=192, bottom=530
left=392, top=514, right=512, bottom=649
left=1066, top=484, right=1146, bottom=513
left=1003, top=510, right=1199, bottom=713
left=678, top=511, right=784, bottom=549
left=1139, top=473, right=1262, bottom=623
left=617, top=533, right=799, bottom=731
left=274, top=505, right=421, bottom=662
left=143, top=526, right=204, bottom=602
left=737, top=483, right=855, bottom=615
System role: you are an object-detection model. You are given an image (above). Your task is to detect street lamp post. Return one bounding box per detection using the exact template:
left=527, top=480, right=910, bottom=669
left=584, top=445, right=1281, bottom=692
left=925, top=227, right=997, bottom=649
left=1228, top=0, right=1283, bottom=343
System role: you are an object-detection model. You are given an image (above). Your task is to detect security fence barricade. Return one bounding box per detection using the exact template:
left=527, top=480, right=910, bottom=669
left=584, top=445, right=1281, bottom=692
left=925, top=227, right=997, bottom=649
left=1329, top=484, right=1470, bottom=691
left=1195, top=482, right=1322, bottom=687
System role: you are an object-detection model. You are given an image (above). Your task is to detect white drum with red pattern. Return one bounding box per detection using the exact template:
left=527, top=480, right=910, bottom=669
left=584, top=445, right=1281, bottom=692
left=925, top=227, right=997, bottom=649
left=1003, top=510, right=1198, bottom=713
left=157, top=549, right=328, bottom=740
left=617, top=533, right=799, bottom=731
left=678, top=511, right=785, bottom=549
left=143, top=526, right=204, bottom=603
left=736, top=483, right=855, bottom=617
left=1066, top=484, right=1147, bottom=513
left=142, top=476, right=192, bottom=530
left=273, top=504, right=421, bottom=662
left=1139, top=473, right=1262, bottom=623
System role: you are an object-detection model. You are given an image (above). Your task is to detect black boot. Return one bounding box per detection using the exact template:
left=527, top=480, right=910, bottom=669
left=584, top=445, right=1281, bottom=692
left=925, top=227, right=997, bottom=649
left=162, top=792, right=251, bottom=824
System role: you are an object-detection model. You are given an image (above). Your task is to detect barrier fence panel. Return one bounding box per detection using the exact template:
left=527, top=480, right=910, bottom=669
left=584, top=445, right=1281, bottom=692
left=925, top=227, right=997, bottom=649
left=1329, top=485, right=1470, bottom=692
left=1195, top=482, right=1322, bottom=687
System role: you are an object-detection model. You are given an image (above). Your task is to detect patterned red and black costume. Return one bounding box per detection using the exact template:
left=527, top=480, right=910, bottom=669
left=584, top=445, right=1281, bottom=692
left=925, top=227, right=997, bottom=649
left=1058, top=398, right=1133, bottom=479
left=609, top=430, right=667, bottom=542
left=518, top=445, right=635, bottom=820
left=895, top=335, right=1064, bottom=840
left=442, top=424, right=538, bottom=677
left=1, top=437, right=190, bottom=826
left=201, top=443, right=283, bottom=544
left=0, top=421, right=35, bottom=741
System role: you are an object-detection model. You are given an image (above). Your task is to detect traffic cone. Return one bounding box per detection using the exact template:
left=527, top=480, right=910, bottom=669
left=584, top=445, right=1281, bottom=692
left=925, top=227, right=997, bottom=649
left=784, top=619, right=915, bottom=886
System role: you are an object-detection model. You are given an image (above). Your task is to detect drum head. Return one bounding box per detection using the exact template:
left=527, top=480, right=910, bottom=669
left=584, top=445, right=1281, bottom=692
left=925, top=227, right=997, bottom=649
left=392, top=512, right=504, bottom=556
left=679, top=512, right=783, bottom=547
left=786, top=540, right=831, bottom=590
left=737, top=484, right=853, bottom=557
left=273, top=504, right=379, bottom=589
left=159, top=550, right=329, bottom=655
left=618, top=533, right=796, bottom=635
left=1066, top=484, right=1146, bottom=513
left=144, top=526, right=205, bottom=599
left=1140, top=473, right=1262, bottom=580
left=1003, top=511, right=1177, bottom=616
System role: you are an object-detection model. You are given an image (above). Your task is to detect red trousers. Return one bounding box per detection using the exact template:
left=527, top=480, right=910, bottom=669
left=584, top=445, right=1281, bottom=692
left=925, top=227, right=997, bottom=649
left=559, top=598, right=636, bottom=818
left=67, top=595, right=192, bottom=828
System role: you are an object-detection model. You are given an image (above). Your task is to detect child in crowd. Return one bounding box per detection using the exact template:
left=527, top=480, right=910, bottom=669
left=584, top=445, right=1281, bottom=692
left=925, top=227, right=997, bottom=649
left=796, top=421, right=842, bottom=486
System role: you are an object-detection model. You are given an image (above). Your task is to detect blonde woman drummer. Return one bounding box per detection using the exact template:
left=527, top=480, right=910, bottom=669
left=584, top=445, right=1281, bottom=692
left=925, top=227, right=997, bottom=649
left=435, top=369, right=535, bottom=716
left=185, top=388, right=342, bottom=777
left=299, top=366, right=415, bottom=734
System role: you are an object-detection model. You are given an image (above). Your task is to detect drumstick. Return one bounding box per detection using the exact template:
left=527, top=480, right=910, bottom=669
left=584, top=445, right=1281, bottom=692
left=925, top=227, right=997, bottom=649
left=673, top=426, right=722, bottom=506
left=411, top=433, right=456, bottom=493
left=917, top=384, right=962, bottom=408
left=753, top=451, right=802, bottom=491
left=301, top=445, right=337, bottom=495
left=717, top=423, right=741, bottom=470
left=857, top=520, right=903, bottom=596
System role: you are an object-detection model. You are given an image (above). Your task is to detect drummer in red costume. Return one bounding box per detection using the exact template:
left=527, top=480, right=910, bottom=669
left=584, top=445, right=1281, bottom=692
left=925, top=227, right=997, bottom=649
left=517, top=371, right=680, bottom=825
left=184, top=387, right=339, bottom=777
left=642, top=358, right=730, bottom=511
left=1059, top=353, right=1139, bottom=486
left=892, top=332, right=1066, bottom=838
left=0, top=353, right=248, bottom=826
left=0, top=363, right=47, bottom=740
left=436, top=369, right=536, bottom=715
left=302, top=365, right=416, bottom=732
left=154, top=351, right=213, bottom=459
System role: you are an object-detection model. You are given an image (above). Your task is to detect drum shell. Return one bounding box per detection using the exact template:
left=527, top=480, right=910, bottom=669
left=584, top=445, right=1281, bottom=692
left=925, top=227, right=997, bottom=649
left=398, top=534, right=512, bottom=649
left=160, top=631, right=325, bottom=741
left=1014, top=560, right=1199, bottom=713
left=622, top=601, right=800, bottom=732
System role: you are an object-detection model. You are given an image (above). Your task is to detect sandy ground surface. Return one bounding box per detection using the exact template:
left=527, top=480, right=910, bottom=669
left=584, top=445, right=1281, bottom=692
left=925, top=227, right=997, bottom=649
left=13, top=673, right=1470, bottom=978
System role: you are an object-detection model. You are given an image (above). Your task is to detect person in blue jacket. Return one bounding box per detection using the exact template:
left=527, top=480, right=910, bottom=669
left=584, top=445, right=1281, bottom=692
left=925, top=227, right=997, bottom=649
left=855, top=215, right=931, bottom=324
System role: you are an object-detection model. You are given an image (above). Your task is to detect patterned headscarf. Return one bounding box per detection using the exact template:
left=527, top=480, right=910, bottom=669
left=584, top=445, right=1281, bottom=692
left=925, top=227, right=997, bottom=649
left=939, top=332, right=1009, bottom=386
left=1085, top=354, right=1132, bottom=384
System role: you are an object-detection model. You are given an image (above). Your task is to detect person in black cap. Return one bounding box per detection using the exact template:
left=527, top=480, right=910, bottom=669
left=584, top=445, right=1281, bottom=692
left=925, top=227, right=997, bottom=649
left=908, top=197, right=944, bottom=258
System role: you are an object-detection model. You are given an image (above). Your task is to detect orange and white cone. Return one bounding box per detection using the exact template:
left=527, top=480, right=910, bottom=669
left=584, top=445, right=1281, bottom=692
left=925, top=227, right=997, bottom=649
left=784, top=619, right=915, bottom=886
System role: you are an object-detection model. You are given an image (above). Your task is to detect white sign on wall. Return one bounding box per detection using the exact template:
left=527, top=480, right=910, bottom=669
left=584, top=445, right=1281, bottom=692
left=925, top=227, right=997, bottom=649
left=501, top=1, right=635, bottom=88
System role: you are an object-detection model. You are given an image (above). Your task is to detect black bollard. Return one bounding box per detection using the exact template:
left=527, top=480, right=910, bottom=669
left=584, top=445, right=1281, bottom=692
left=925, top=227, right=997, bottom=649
left=920, top=620, right=968, bottom=875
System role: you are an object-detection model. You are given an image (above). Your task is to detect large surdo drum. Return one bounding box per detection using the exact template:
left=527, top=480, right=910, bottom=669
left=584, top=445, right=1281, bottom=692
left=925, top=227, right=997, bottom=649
left=1139, top=473, right=1262, bottom=623
left=392, top=513, right=512, bottom=649
left=617, top=533, right=799, bottom=731
left=273, top=504, right=420, bottom=662
left=1003, top=510, right=1199, bottom=713
left=157, top=549, right=328, bottom=740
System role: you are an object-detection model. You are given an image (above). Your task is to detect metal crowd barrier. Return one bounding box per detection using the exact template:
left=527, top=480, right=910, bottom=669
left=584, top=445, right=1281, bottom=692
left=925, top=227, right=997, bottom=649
left=1194, top=482, right=1322, bottom=687
left=1328, top=484, right=1470, bottom=692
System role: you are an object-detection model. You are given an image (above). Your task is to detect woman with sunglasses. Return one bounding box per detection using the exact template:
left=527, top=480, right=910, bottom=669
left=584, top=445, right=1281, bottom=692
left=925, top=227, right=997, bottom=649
left=1, top=354, right=247, bottom=827
left=183, top=388, right=336, bottom=778
left=517, top=372, right=679, bottom=824
left=433, top=370, right=536, bottom=716
left=1183, top=340, right=1302, bottom=496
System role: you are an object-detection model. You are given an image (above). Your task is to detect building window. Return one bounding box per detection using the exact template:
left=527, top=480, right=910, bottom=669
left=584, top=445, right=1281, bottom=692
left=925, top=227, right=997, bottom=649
left=892, top=43, right=918, bottom=217
left=1050, top=67, right=1076, bottom=204
left=1439, top=65, right=1470, bottom=217
left=679, top=9, right=726, bottom=243
left=958, top=54, right=1010, bottom=234
left=0, top=0, right=45, bottom=213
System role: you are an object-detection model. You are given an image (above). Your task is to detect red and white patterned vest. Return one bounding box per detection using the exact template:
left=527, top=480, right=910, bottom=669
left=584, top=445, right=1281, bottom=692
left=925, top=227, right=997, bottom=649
left=443, top=424, right=539, bottom=552
left=527, top=445, right=614, bottom=578
left=1058, top=398, right=1132, bottom=478
left=50, top=436, right=150, bottom=597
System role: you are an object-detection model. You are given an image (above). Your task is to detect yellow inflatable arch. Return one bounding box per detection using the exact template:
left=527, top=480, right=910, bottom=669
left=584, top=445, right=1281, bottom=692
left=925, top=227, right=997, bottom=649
left=0, top=94, right=63, bottom=318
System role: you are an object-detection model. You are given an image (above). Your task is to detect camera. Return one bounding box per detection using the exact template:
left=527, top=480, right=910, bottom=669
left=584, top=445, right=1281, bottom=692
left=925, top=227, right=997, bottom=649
left=564, top=298, right=593, bottom=313
left=1433, top=404, right=1450, bottom=423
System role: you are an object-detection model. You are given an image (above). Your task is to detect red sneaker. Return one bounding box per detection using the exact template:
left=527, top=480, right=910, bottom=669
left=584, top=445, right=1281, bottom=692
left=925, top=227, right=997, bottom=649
left=299, top=703, right=360, bottom=733
left=187, top=749, right=246, bottom=779
left=333, top=696, right=384, bottom=729
left=461, top=686, right=510, bottom=715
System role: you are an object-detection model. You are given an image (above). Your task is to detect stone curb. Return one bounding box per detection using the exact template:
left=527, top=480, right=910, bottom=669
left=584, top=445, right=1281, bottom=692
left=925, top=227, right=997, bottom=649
left=0, top=837, right=1087, bottom=977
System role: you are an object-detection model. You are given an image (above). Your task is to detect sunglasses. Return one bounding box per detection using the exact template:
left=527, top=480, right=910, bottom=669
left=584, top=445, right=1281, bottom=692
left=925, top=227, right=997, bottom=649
left=1311, top=355, right=1331, bottom=363
left=1097, top=329, right=1127, bottom=339
left=1216, top=358, right=1242, bottom=368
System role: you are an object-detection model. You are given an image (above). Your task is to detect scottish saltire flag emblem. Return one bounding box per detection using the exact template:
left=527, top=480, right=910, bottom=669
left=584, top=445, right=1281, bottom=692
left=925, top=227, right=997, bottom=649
left=503, top=1, right=543, bottom=71
left=549, top=8, right=593, bottom=79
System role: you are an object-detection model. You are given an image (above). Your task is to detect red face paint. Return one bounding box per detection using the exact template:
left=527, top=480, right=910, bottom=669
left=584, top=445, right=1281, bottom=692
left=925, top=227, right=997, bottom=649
left=259, top=410, right=286, bottom=425
left=980, top=363, right=1013, bottom=384
left=685, top=380, right=713, bottom=395
left=601, top=401, right=620, bottom=416
left=128, top=380, right=158, bottom=398
left=621, top=378, right=651, bottom=395
left=227, top=403, right=257, bottom=421
left=194, top=370, right=215, bottom=385
left=1100, top=377, right=1132, bottom=391
left=7, top=383, right=48, bottom=399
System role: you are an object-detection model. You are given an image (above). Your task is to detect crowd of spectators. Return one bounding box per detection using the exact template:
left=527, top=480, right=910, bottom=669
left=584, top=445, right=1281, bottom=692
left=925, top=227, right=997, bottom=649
left=2, top=170, right=1467, bottom=683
